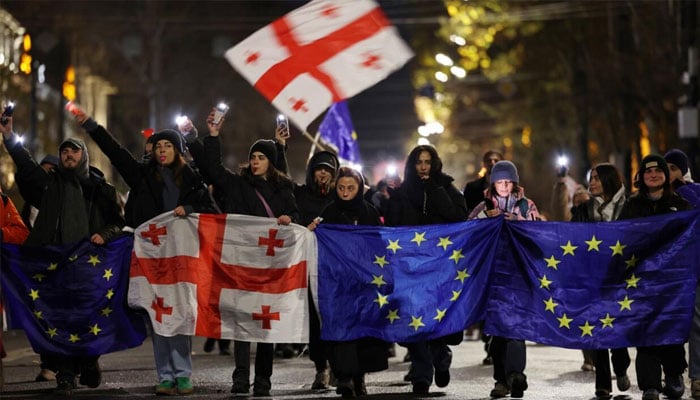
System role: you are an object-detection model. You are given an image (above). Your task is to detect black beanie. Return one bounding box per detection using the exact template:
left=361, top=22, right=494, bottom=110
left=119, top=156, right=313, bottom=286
left=310, top=151, right=339, bottom=175
left=640, top=154, right=670, bottom=183
left=151, top=129, right=185, bottom=154
left=249, top=139, right=278, bottom=169
left=664, top=149, right=689, bottom=175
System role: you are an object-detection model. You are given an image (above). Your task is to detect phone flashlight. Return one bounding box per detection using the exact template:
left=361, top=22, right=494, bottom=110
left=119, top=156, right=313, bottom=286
left=1, top=101, right=15, bottom=126
left=556, top=155, right=569, bottom=168
left=276, top=113, right=290, bottom=138
left=213, top=102, right=229, bottom=124
left=174, top=115, right=187, bottom=126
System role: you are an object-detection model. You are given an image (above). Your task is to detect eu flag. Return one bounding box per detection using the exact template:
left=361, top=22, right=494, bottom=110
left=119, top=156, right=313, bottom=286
left=315, top=218, right=501, bottom=342
left=1, top=235, right=147, bottom=356
left=318, top=101, right=361, bottom=164
left=485, top=210, right=700, bottom=349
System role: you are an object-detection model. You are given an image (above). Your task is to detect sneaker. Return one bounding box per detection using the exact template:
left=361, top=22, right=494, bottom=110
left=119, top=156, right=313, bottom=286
left=595, top=388, right=611, bottom=399
left=662, top=375, right=685, bottom=399
left=55, top=379, right=76, bottom=396
left=508, top=372, right=528, bottom=398
left=412, top=381, right=429, bottom=394
left=616, top=374, right=631, bottom=391
left=203, top=338, right=215, bottom=353
left=155, top=379, right=176, bottom=396
left=176, top=377, right=194, bottom=395
left=79, top=359, right=102, bottom=388
left=692, top=379, right=700, bottom=399
left=336, top=379, right=355, bottom=398
left=311, top=368, right=330, bottom=390
left=489, top=382, right=510, bottom=398
left=35, top=368, right=56, bottom=382
left=434, top=368, right=450, bottom=388
left=642, top=388, right=660, bottom=400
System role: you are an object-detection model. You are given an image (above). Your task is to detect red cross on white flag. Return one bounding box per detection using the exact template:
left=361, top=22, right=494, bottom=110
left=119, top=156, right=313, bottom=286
left=128, top=212, right=316, bottom=343
left=225, top=0, right=414, bottom=130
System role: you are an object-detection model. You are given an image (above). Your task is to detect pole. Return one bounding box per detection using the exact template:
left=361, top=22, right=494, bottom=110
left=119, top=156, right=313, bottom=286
left=303, top=130, right=328, bottom=163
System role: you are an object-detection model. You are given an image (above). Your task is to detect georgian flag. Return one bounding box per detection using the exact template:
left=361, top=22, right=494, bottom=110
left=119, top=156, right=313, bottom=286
left=225, top=0, right=414, bottom=130
left=128, top=212, right=316, bottom=343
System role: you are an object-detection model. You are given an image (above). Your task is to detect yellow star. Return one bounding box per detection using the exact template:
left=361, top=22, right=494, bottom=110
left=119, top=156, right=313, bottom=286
left=544, top=255, right=561, bottom=270
left=437, top=236, right=453, bottom=251
left=618, top=295, right=634, bottom=311
left=455, top=269, right=470, bottom=284
left=88, top=255, right=101, bottom=266
left=33, top=310, right=43, bottom=319
left=89, top=323, right=102, bottom=336
left=585, top=235, right=602, bottom=251
left=69, top=334, right=80, bottom=343
left=450, top=289, right=462, bottom=301
left=600, top=313, right=615, bottom=328
left=610, top=240, right=626, bottom=256
left=29, top=288, right=40, bottom=301
left=434, top=308, right=447, bottom=322
left=557, top=313, right=573, bottom=329
left=101, top=307, right=113, bottom=317
left=579, top=321, right=595, bottom=337
left=32, top=273, right=46, bottom=282
left=386, top=309, right=400, bottom=324
left=374, top=292, right=389, bottom=308
left=449, top=249, right=465, bottom=264
left=411, top=232, right=427, bottom=246
left=539, top=275, right=553, bottom=290
left=68, top=255, right=78, bottom=262
left=106, top=289, right=115, bottom=300
left=373, top=255, right=388, bottom=268
left=370, top=274, right=387, bottom=288
left=46, top=327, right=58, bottom=338
left=625, top=255, right=639, bottom=269
left=626, top=274, right=641, bottom=289
left=47, top=262, right=58, bottom=271
left=102, top=268, right=114, bottom=281
left=409, top=315, right=425, bottom=331
left=386, top=239, right=402, bottom=254
left=560, top=240, right=578, bottom=256
left=543, top=297, right=558, bottom=313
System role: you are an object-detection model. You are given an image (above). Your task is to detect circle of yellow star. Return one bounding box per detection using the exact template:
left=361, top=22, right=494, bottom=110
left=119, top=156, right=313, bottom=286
left=386, top=239, right=402, bottom=254
left=89, top=323, right=102, bottom=336
left=544, top=256, right=561, bottom=270
left=557, top=313, right=573, bottom=329
left=106, top=288, right=115, bottom=299
left=69, top=334, right=81, bottom=343
left=543, top=297, right=559, bottom=313
left=610, top=240, right=627, bottom=256
left=449, top=249, right=465, bottom=264
left=411, top=232, right=427, bottom=246
left=455, top=269, right=470, bottom=284
left=47, top=262, right=58, bottom=271
left=433, top=308, right=447, bottom=322
left=585, top=235, right=602, bottom=251
left=29, top=288, right=40, bottom=301
left=579, top=321, right=595, bottom=337
left=437, top=236, right=453, bottom=251
left=373, top=255, right=388, bottom=268
left=560, top=240, right=578, bottom=256
left=600, top=313, right=615, bottom=328
left=625, top=255, right=639, bottom=269
left=374, top=293, right=389, bottom=308
left=539, top=275, right=553, bottom=290
left=618, top=295, right=634, bottom=311
left=101, top=307, right=113, bottom=317
left=625, top=274, right=641, bottom=289
left=102, top=268, right=114, bottom=281
left=450, top=289, right=462, bottom=302
left=386, top=309, right=400, bottom=323
left=409, top=315, right=425, bottom=331
left=371, top=274, right=387, bottom=288
left=88, top=255, right=101, bottom=266
left=46, top=327, right=58, bottom=338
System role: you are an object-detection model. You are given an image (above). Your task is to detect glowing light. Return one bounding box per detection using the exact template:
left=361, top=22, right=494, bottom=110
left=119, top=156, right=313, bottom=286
left=450, top=66, right=467, bottom=78
left=435, top=53, right=453, bottom=66
left=435, top=71, right=448, bottom=82
left=449, top=35, right=466, bottom=46
left=175, top=115, right=187, bottom=126
left=386, top=163, right=397, bottom=176
left=417, top=138, right=430, bottom=146
left=557, top=155, right=569, bottom=168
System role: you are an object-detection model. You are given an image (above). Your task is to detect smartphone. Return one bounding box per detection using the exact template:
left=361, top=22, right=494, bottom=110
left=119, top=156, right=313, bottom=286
left=213, top=102, right=229, bottom=124
left=276, top=113, right=290, bottom=138
left=1, top=101, right=15, bottom=126
left=64, top=101, right=81, bottom=117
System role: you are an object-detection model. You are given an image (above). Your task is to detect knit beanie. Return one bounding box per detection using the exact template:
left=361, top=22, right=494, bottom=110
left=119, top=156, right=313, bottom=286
left=664, top=149, right=689, bottom=175
left=490, top=160, right=519, bottom=184
left=249, top=139, right=278, bottom=168
left=310, top=151, right=339, bottom=175
left=151, top=129, right=185, bottom=154
left=640, top=154, right=670, bottom=181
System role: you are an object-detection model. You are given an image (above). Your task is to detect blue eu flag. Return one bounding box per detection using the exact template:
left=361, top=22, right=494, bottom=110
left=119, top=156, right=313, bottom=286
left=486, top=210, right=700, bottom=349
left=315, top=218, right=501, bottom=342
left=1, top=235, right=147, bottom=356
left=318, top=101, right=361, bottom=164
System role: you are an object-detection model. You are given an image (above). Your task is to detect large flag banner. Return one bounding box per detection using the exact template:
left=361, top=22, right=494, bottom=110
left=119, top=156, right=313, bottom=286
left=225, top=0, right=414, bottom=130
left=0, top=236, right=147, bottom=356
left=318, top=101, right=361, bottom=164
left=128, top=213, right=316, bottom=343
left=315, top=218, right=502, bottom=343
left=486, top=210, right=700, bottom=349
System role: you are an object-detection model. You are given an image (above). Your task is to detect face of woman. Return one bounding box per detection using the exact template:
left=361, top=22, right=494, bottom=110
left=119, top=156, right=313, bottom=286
left=494, top=179, right=513, bottom=197
left=250, top=152, right=270, bottom=176
left=415, top=151, right=431, bottom=179
left=336, top=176, right=360, bottom=201
left=589, top=170, right=603, bottom=197
left=155, top=140, right=175, bottom=166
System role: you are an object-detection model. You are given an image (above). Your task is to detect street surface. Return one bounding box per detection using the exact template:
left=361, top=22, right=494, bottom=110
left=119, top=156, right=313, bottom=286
left=1, top=329, right=679, bottom=399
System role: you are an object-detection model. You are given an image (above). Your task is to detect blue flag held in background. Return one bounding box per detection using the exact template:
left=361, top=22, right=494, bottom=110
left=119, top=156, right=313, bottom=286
left=315, top=218, right=501, bottom=343
left=318, top=101, right=361, bottom=164
left=486, top=210, right=700, bottom=349
left=1, top=235, right=147, bottom=356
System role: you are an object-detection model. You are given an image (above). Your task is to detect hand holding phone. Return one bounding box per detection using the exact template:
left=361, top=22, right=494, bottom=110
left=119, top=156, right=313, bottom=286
left=276, top=114, right=290, bottom=139
left=1, top=101, right=15, bottom=126
left=213, top=102, right=229, bottom=124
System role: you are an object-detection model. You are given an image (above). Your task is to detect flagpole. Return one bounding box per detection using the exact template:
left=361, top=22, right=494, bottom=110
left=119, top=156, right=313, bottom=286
left=306, top=131, right=322, bottom=162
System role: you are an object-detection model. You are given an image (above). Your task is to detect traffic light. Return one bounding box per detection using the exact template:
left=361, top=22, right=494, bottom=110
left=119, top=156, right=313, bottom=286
left=19, top=34, right=31, bottom=75
left=63, top=65, right=76, bottom=101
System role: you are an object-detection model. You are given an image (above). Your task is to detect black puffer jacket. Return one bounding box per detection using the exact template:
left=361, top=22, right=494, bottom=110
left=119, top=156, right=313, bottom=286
left=618, top=192, right=691, bottom=220
left=385, top=172, right=467, bottom=226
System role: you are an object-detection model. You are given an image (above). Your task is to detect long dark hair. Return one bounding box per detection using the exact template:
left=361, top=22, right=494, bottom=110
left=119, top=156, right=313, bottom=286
left=592, top=163, right=623, bottom=202
left=150, top=150, right=187, bottom=186
left=403, top=145, right=443, bottom=183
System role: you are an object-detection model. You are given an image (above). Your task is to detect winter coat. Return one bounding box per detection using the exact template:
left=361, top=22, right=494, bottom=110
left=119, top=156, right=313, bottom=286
left=571, top=186, right=626, bottom=223
left=463, top=176, right=489, bottom=212
left=5, top=135, right=124, bottom=246
left=0, top=193, right=29, bottom=244
left=618, top=191, right=692, bottom=220
left=469, top=187, right=541, bottom=221
left=194, top=135, right=299, bottom=220
left=675, top=182, right=700, bottom=208
left=320, top=195, right=381, bottom=227
left=82, top=120, right=219, bottom=227
left=385, top=172, right=467, bottom=226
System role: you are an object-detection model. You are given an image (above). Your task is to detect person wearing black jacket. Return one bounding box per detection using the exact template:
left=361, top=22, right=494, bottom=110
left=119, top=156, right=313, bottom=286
left=618, top=155, right=692, bottom=400
left=189, top=109, right=299, bottom=398
left=385, top=145, right=468, bottom=395
left=463, top=150, right=503, bottom=212
left=71, top=106, right=219, bottom=396
left=1, top=115, right=124, bottom=396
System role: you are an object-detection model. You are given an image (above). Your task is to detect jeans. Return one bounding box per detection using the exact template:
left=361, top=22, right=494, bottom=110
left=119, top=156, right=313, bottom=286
left=152, top=333, right=192, bottom=381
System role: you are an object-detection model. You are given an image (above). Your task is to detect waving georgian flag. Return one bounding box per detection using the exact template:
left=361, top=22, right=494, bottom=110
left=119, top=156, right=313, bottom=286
left=128, top=213, right=316, bottom=343
left=225, top=0, right=414, bottom=130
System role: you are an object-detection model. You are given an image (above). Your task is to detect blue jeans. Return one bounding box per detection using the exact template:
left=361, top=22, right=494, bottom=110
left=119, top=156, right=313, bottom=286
left=152, top=333, right=192, bottom=381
